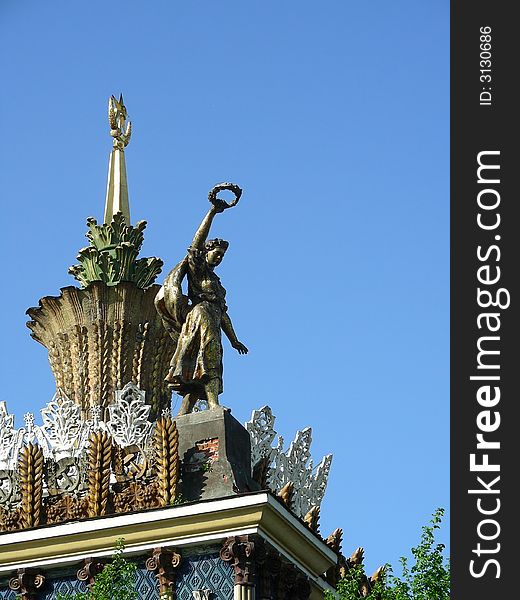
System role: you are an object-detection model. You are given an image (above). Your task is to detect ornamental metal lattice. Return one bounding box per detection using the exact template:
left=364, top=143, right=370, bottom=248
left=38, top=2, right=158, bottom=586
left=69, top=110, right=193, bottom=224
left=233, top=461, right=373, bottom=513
left=245, top=406, right=333, bottom=518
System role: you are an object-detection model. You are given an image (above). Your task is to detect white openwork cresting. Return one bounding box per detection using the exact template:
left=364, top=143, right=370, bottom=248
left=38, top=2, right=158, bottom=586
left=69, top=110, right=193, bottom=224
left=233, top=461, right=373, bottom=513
left=106, top=382, right=153, bottom=448
left=245, top=406, right=333, bottom=518
left=0, top=382, right=154, bottom=509
left=37, top=391, right=90, bottom=460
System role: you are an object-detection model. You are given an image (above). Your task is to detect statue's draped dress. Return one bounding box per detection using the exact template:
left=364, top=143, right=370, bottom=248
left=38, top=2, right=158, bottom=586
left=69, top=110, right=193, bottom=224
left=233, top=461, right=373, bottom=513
left=164, top=247, right=226, bottom=399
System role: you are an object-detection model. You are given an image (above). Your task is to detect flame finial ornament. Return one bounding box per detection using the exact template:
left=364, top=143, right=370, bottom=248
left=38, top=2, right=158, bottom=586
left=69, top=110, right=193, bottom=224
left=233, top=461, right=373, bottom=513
left=108, top=94, right=132, bottom=150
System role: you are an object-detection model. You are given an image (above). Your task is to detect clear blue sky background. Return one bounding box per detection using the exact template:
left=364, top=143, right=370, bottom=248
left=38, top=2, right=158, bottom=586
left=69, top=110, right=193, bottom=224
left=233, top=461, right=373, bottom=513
left=0, top=1, right=448, bottom=576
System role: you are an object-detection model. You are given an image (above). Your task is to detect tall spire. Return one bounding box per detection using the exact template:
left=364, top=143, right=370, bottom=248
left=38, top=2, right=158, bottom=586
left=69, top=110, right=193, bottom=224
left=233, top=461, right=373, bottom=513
left=104, top=94, right=132, bottom=224
left=68, top=94, right=163, bottom=290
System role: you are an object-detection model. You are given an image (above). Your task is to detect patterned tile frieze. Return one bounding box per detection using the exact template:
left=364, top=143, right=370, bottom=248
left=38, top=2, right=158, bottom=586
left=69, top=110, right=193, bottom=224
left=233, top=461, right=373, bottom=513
left=176, top=552, right=234, bottom=600
left=40, top=575, right=86, bottom=599
left=0, top=582, right=16, bottom=600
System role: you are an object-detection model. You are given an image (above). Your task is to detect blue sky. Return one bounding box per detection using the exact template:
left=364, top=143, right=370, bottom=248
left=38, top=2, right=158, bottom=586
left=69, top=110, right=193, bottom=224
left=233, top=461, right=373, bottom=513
left=0, top=1, right=449, bottom=575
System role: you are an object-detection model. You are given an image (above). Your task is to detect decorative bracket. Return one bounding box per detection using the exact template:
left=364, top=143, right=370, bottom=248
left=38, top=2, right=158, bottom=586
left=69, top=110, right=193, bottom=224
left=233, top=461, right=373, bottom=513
left=8, top=569, right=45, bottom=599
left=77, top=557, right=106, bottom=588
left=145, top=547, right=182, bottom=598
left=220, top=535, right=264, bottom=587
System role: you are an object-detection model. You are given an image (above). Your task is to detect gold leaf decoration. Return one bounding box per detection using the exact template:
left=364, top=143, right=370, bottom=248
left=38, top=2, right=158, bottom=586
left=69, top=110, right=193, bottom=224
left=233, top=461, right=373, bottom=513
left=324, top=528, right=344, bottom=587
left=154, top=416, right=180, bottom=506
left=26, top=282, right=174, bottom=418
left=277, top=481, right=294, bottom=508
left=149, top=331, right=168, bottom=413
left=19, top=443, right=44, bottom=529
left=86, top=431, right=112, bottom=517
left=326, top=527, right=343, bottom=554
left=0, top=507, right=21, bottom=532
left=348, top=546, right=365, bottom=567
left=46, top=495, right=89, bottom=524
left=369, top=566, right=385, bottom=585
left=133, top=321, right=150, bottom=387
left=303, top=505, right=320, bottom=532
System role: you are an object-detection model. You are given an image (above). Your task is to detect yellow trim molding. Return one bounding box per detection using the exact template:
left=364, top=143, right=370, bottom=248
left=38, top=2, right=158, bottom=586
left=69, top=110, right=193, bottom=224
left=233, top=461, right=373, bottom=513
left=0, top=492, right=336, bottom=589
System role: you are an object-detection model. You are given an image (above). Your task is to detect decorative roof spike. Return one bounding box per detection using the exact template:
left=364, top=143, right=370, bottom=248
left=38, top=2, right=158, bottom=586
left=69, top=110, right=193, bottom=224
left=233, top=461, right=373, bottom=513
left=278, top=481, right=294, bottom=508
left=326, top=528, right=343, bottom=554
left=369, top=566, right=385, bottom=585
left=303, top=505, right=321, bottom=532
left=104, top=94, right=132, bottom=225
left=348, top=547, right=365, bottom=567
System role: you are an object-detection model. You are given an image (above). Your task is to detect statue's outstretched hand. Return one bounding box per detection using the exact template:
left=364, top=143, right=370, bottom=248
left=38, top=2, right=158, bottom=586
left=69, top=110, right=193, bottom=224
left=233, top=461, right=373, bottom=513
left=233, top=341, right=249, bottom=355
left=208, top=183, right=242, bottom=213
left=211, top=198, right=228, bottom=214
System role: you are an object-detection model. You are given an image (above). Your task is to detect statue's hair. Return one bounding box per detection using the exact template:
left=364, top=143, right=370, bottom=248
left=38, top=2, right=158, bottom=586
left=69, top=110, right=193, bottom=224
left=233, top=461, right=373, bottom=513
left=205, top=238, right=229, bottom=252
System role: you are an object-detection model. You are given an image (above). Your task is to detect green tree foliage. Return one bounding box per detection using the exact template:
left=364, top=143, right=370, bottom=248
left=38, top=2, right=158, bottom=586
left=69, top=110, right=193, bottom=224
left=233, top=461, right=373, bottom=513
left=326, top=509, right=450, bottom=600
left=56, top=539, right=137, bottom=600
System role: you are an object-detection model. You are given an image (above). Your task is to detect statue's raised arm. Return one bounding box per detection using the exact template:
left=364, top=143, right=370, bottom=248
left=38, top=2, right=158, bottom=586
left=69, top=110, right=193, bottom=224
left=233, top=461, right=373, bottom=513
left=190, top=183, right=243, bottom=249
left=156, top=183, right=247, bottom=416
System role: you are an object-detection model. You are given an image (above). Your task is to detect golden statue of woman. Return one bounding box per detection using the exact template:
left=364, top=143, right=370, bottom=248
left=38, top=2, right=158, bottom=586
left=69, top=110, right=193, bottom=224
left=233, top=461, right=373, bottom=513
left=155, top=183, right=248, bottom=415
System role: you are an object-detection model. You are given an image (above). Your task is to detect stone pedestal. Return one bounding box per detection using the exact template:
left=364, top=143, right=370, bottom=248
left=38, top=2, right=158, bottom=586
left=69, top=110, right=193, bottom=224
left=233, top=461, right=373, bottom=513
left=176, top=407, right=260, bottom=502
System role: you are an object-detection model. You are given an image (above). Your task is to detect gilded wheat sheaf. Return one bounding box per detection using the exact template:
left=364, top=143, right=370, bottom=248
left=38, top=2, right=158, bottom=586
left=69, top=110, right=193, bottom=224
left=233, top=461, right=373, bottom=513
left=112, top=319, right=123, bottom=390
left=99, top=321, right=111, bottom=405
left=150, top=330, right=168, bottom=413
left=87, top=431, right=112, bottom=517
left=19, top=443, right=44, bottom=529
left=78, top=325, right=90, bottom=408
left=48, top=340, right=65, bottom=392
left=70, top=325, right=82, bottom=404
left=133, top=321, right=149, bottom=387
left=91, top=322, right=101, bottom=403
left=58, top=332, right=74, bottom=402
left=154, top=416, right=179, bottom=506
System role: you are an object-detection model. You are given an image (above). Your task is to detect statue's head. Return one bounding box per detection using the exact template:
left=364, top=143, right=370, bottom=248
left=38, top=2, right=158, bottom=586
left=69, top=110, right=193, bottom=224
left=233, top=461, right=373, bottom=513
left=205, top=238, right=229, bottom=267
